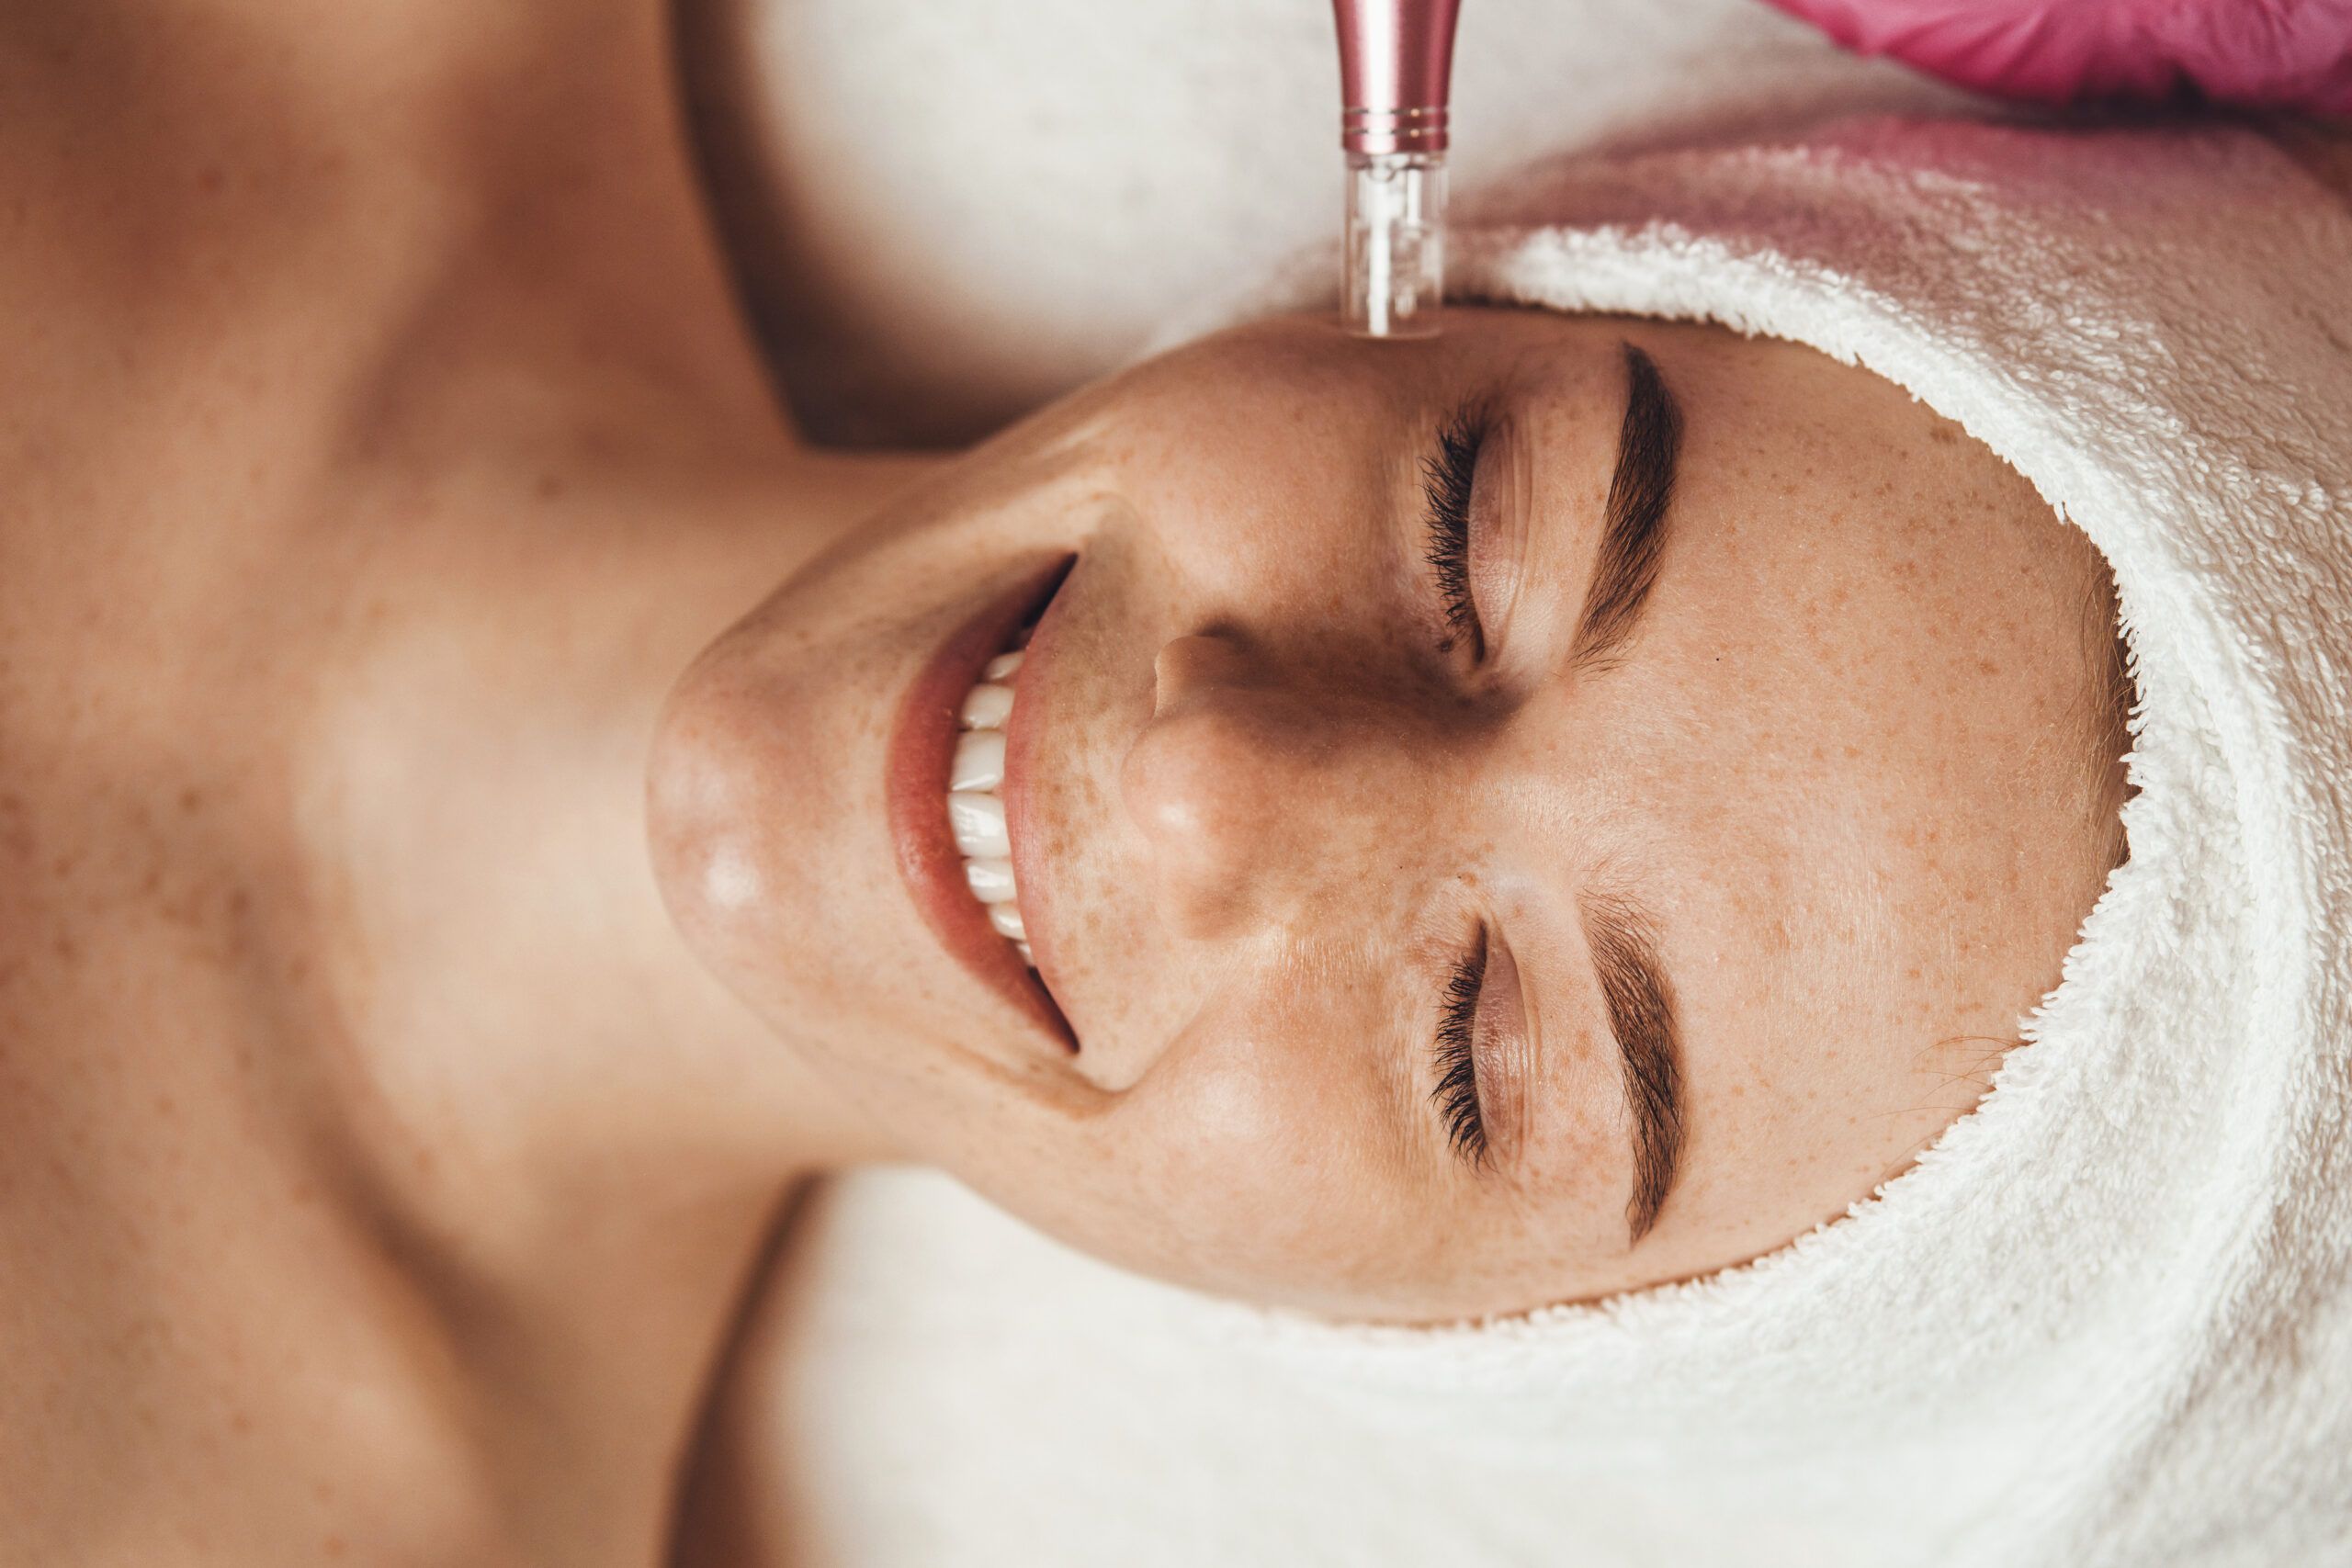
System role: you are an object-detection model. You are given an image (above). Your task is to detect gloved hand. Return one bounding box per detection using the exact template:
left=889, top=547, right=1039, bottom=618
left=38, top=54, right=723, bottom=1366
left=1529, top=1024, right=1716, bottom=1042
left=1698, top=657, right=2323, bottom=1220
left=1761, top=0, right=2352, bottom=116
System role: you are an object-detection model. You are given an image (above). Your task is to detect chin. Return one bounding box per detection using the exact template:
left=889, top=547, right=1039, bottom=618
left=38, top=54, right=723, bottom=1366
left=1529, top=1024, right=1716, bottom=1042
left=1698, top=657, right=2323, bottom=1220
left=645, top=481, right=1097, bottom=1099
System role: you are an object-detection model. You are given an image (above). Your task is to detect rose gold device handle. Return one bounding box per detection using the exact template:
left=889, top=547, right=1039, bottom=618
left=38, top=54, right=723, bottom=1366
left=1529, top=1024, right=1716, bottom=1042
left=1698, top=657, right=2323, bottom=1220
left=1333, top=0, right=1463, bottom=338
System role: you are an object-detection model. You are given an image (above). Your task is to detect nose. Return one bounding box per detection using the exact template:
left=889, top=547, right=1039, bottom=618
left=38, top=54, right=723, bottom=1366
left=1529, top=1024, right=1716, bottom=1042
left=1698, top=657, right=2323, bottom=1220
left=1120, top=634, right=1399, bottom=940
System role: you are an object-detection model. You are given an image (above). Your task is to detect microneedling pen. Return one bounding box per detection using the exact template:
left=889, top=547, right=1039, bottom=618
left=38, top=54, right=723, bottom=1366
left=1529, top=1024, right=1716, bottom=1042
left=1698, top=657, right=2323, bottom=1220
left=1332, top=0, right=1464, bottom=339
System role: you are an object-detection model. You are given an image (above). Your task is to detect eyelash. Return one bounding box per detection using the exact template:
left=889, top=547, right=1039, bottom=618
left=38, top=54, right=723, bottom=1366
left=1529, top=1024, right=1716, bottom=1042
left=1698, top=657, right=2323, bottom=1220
left=1433, top=928, right=1488, bottom=1167
left=1420, top=406, right=1487, bottom=655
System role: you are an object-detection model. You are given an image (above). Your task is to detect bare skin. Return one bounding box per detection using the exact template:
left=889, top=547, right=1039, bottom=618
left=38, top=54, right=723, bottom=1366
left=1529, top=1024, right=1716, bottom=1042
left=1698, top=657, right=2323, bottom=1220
left=0, top=1, right=915, bottom=1561
left=3, top=0, right=2256, bottom=1562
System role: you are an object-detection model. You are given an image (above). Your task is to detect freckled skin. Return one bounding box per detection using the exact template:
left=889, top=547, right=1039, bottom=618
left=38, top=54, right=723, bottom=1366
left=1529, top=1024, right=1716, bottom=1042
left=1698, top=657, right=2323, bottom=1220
left=653, top=310, right=2132, bottom=1322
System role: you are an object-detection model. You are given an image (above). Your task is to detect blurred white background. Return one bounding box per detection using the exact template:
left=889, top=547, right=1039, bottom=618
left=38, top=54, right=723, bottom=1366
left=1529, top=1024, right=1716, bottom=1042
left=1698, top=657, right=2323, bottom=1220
left=680, top=0, right=1967, bottom=445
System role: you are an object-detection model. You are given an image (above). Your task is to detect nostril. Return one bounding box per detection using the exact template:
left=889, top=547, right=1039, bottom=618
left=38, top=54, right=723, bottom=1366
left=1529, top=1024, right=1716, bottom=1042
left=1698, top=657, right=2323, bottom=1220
left=1151, top=634, right=1254, bottom=717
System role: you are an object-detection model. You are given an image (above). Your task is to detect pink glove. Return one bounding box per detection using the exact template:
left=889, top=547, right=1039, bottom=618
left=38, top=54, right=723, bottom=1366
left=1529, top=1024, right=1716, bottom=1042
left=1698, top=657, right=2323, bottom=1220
left=1761, top=0, right=2352, bottom=116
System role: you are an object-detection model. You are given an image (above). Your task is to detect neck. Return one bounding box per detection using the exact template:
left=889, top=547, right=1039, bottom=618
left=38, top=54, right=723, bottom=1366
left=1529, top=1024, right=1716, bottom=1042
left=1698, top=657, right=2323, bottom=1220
left=1, top=1, right=936, bottom=1558
left=263, top=4, right=932, bottom=1549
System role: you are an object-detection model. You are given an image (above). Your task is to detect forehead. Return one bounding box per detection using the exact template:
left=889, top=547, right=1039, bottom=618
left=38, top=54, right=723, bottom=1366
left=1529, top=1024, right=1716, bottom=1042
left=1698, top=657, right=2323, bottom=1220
left=1460, top=318, right=2112, bottom=1271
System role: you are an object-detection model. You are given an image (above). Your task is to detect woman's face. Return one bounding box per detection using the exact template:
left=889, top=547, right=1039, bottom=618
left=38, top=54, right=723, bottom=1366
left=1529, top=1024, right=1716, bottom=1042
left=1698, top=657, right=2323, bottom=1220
left=650, top=310, right=2124, bottom=1321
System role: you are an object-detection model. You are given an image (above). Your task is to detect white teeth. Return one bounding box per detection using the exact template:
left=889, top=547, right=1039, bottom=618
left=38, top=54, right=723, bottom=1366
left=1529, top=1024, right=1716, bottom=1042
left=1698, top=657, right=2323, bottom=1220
left=964, top=856, right=1017, bottom=902
left=947, top=637, right=1038, bottom=970
left=960, top=683, right=1016, bottom=731
left=946, top=791, right=1010, bottom=858
left=950, top=730, right=1007, bottom=792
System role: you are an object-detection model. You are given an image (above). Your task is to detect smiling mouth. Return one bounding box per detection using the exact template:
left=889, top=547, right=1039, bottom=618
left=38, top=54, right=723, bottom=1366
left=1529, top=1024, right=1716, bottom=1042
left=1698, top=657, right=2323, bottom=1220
left=945, top=640, right=1036, bottom=966
left=887, top=558, right=1076, bottom=1052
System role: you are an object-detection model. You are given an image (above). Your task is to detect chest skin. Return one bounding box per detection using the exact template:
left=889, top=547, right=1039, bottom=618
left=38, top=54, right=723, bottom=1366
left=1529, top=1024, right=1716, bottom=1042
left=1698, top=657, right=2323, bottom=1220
left=0, top=1, right=925, bottom=1560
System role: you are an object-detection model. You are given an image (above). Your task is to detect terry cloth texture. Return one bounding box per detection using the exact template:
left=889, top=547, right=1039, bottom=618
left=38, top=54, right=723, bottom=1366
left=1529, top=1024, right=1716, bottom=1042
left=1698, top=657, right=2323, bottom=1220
left=767, top=119, right=2352, bottom=1567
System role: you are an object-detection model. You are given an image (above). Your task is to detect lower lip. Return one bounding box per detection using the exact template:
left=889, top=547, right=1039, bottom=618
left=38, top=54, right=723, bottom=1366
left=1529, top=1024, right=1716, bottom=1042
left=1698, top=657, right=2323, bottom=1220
left=887, top=559, right=1076, bottom=1049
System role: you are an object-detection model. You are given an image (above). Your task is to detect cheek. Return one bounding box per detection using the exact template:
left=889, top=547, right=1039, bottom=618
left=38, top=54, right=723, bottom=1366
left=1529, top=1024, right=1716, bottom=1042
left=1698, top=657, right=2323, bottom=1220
left=1113, top=390, right=1406, bottom=624
left=1036, top=976, right=1452, bottom=1311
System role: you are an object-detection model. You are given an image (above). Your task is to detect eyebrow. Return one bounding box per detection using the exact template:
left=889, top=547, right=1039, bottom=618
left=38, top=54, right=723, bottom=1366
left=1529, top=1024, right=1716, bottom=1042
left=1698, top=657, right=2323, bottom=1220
left=1568, top=343, right=1683, bottom=670
left=1581, top=893, right=1685, bottom=1241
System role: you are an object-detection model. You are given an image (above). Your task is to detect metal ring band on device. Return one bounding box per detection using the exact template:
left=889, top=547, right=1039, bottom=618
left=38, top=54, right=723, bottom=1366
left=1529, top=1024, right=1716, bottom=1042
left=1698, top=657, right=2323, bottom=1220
left=1341, top=105, right=1449, bottom=155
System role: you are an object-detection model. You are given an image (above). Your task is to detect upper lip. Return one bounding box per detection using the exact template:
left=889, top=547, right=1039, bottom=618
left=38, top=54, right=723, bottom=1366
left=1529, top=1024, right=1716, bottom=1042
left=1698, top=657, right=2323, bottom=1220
left=886, top=558, right=1076, bottom=1051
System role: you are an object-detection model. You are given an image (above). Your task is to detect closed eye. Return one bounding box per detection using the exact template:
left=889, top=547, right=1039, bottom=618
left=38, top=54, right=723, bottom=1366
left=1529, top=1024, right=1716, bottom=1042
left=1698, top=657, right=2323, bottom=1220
left=1432, top=926, right=1488, bottom=1166
left=1420, top=403, right=1487, bottom=658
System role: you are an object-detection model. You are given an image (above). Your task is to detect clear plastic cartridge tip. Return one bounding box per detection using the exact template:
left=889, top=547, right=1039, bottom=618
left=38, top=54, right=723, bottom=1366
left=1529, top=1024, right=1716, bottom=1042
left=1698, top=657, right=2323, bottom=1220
left=1332, top=0, right=1462, bottom=339
left=1343, top=150, right=1446, bottom=339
